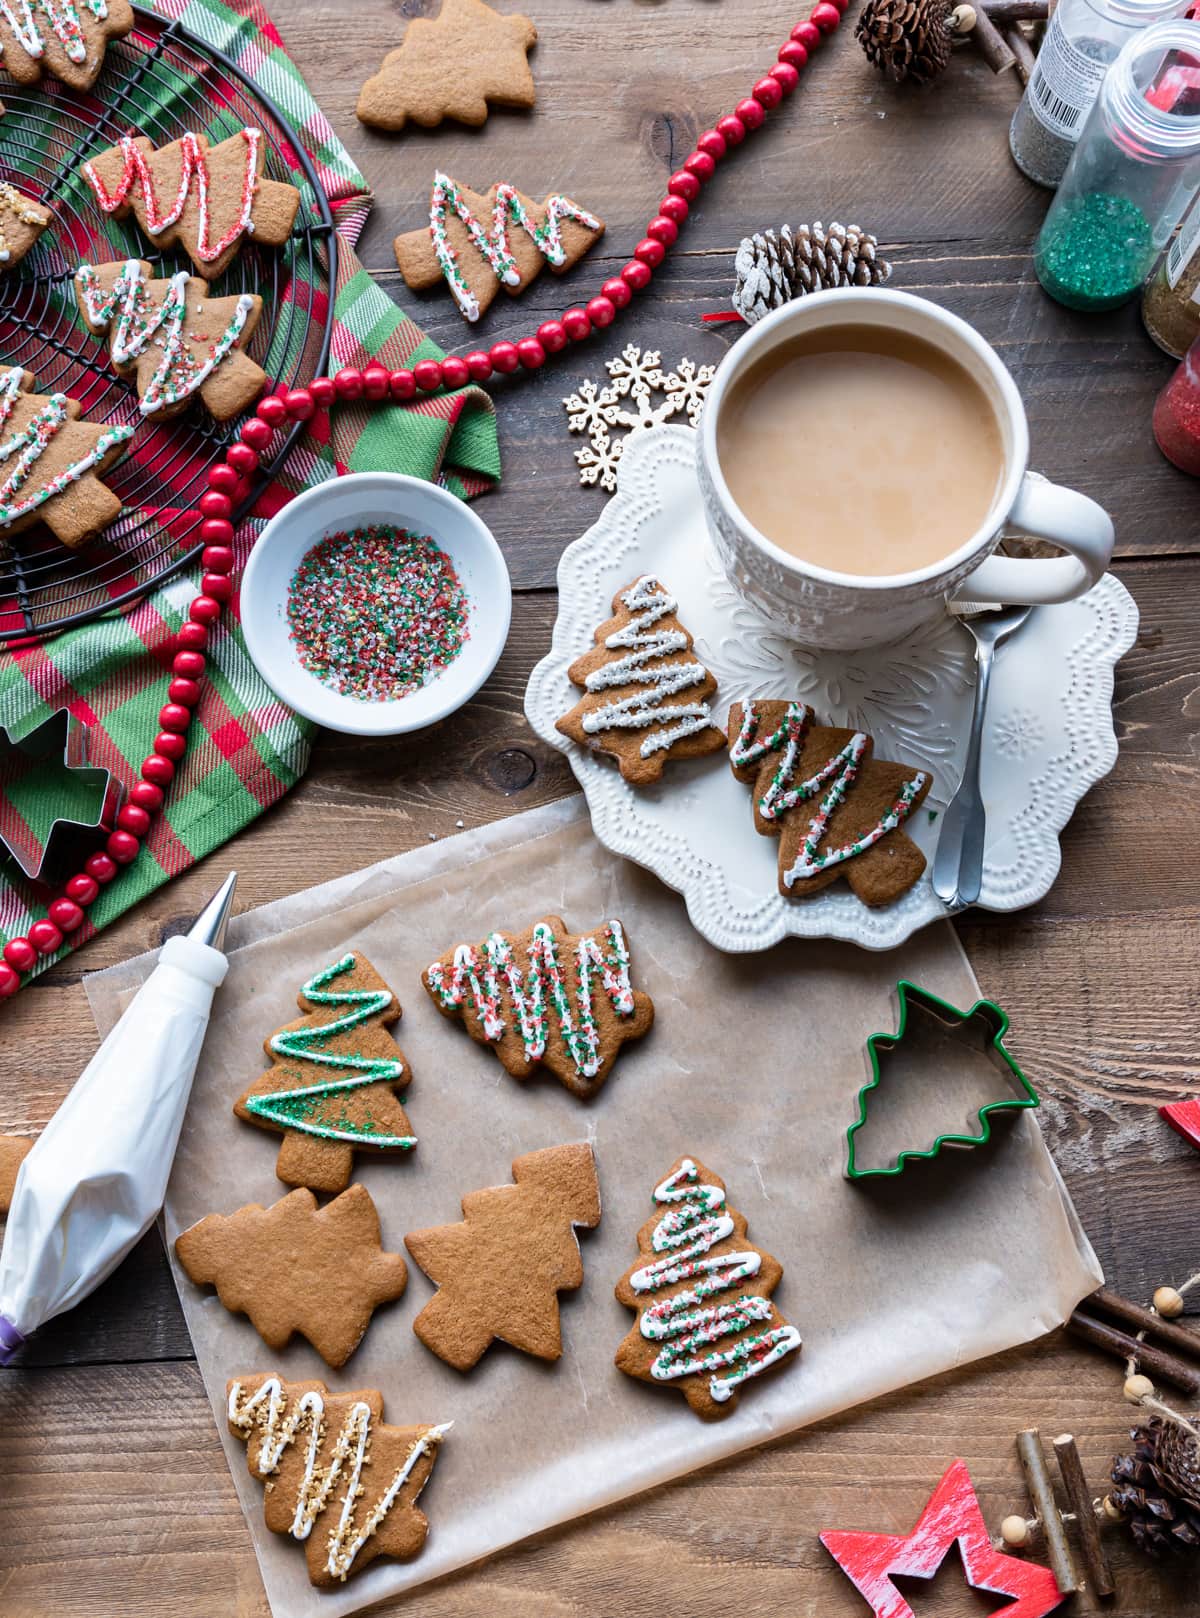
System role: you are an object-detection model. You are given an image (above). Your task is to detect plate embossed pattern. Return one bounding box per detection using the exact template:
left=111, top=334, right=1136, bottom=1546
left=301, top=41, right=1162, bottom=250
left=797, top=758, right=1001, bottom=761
left=525, top=426, right=1138, bottom=952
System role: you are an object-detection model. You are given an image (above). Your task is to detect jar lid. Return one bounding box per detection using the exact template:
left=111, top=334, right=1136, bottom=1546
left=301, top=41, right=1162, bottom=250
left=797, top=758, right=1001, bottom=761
left=1107, top=20, right=1200, bottom=158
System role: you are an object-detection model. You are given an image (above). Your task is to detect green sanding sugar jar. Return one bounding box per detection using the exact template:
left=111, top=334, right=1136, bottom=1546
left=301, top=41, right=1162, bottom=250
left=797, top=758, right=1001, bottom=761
left=1034, top=19, right=1200, bottom=311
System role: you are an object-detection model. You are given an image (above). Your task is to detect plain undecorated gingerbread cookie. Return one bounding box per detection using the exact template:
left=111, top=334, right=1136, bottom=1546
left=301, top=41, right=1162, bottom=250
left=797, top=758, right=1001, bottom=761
left=0, top=0, right=133, bottom=90
left=175, top=1185, right=408, bottom=1367
left=0, top=1134, right=32, bottom=1211
left=357, top=0, right=537, bottom=132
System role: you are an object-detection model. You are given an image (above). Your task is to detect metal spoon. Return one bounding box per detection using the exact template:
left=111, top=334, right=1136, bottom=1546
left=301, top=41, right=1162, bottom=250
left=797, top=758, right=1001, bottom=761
left=932, top=603, right=1033, bottom=909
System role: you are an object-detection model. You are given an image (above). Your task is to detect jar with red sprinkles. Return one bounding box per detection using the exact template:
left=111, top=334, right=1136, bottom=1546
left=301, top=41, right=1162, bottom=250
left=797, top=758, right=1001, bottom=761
left=1152, top=331, right=1200, bottom=474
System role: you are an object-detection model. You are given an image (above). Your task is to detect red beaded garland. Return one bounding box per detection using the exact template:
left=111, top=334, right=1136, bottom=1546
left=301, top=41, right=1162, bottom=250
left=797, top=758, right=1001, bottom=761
left=413, top=359, right=443, bottom=392
left=154, top=732, right=188, bottom=762
left=811, top=0, right=840, bottom=29
left=622, top=260, right=653, bottom=291
left=308, top=376, right=336, bottom=407
left=3, top=937, right=36, bottom=972
left=207, top=462, right=240, bottom=495
left=538, top=320, right=569, bottom=352
left=65, top=874, right=99, bottom=906
left=602, top=277, right=633, bottom=309
left=362, top=364, right=390, bottom=399
left=684, top=150, right=717, bottom=181
left=516, top=337, right=546, bottom=368
left=159, top=704, right=192, bottom=732
left=130, top=782, right=164, bottom=812
left=48, top=899, right=84, bottom=932
left=200, top=518, right=234, bottom=547
left=202, top=546, right=234, bottom=574
left=0, top=962, right=18, bottom=996
left=716, top=113, right=747, bottom=146
left=198, top=490, right=231, bottom=519
left=118, top=804, right=152, bottom=837
left=226, top=442, right=258, bottom=475
left=736, top=96, right=766, bottom=129
left=586, top=295, right=617, bottom=328
left=647, top=216, right=679, bottom=247
left=771, top=61, right=801, bottom=93
left=635, top=238, right=666, bottom=269
left=141, top=754, right=175, bottom=787
left=490, top=340, right=520, bottom=372
left=792, top=18, right=821, bottom=47
left=177, top=621, right=208, bottom=651
left=659, top=194, right=690, bottom=224
left=697, top=129, right=727, bottom=159
left=442, top=354, right=471, bottom=389
left=29, top=919, right=63, bottom=953
left=465, top=351, right=493, bottom=381
left=106, top=831, right=140, bottom=865
left=256, top=395, right=287, bottom=427
left=85, top=852, right=118, bottom=883
left=201, top=572, right=233, bottom=602
left=668, top=169, right=701, bottom=201
left=778, top=39, right=808, bottom=68
left=333, top=367, right=363, bottom=400
left=285, top=388, right=315, bottom=419
left=390, top=369, right=417, bottom=399
left=754, top=75, right=784, bottom=107
left=189, top=596, right=222, bottom=625
left=240, top=416, right=273, bottom=451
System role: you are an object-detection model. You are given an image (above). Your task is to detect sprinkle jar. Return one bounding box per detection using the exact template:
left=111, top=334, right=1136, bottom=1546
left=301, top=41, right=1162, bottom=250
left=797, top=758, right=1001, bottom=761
left=1033, top=21, right=1200, bottom=311
left=1152, top=330, right=1200, bottom=472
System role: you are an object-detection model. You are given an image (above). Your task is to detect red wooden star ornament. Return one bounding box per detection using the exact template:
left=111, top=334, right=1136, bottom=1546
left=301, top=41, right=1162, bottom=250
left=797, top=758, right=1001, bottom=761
left=820, top=1458, right=1066, bottom=1618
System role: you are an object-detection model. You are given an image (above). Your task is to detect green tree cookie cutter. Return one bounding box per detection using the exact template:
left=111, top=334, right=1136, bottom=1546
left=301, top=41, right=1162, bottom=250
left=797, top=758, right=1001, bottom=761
left=845, top=980, right=1040, bottom=1180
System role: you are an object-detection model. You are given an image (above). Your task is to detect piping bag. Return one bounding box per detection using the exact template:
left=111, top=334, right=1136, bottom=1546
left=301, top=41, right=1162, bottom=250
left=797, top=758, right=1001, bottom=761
left=0, top=872, right=237, bottom=1364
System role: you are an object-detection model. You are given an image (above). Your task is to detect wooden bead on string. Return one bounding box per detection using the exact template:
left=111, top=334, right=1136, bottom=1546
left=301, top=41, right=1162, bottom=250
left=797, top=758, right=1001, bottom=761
left=1125, top=1373, right=1155, bottom=1403
left=1154, top=1286, right=1185, bottom=1319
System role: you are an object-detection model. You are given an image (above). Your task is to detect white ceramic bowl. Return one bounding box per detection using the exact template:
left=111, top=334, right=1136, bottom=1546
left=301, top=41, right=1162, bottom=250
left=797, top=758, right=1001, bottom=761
left=240, top=472, right=512, bottom=736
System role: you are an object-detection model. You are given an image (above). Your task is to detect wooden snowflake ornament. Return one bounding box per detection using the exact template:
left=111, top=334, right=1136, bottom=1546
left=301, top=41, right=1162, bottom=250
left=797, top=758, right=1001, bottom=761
left=563, top=345, right=717, bottom=491
left=821, top=1458, right=1066, bottom=1618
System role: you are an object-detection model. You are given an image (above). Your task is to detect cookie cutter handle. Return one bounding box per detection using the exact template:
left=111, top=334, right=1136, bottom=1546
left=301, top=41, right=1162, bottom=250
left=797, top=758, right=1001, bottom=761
left=949, top=475, right=1114, bottom=608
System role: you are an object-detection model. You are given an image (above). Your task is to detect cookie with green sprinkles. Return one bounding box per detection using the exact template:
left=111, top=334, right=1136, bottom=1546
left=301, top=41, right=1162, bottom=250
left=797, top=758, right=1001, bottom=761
left=234, top=952, right=417, bottom=1194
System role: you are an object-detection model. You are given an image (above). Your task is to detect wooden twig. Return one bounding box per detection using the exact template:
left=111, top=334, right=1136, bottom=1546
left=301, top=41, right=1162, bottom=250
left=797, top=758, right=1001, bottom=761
left=1088, top=1286, right=1200, bottom=1360
left=1017, top=1429, right=1080, bottom=1594
left=1067, top=1309, right=1200, bottom=1394
left=1005, top=25, right=1036, bottom=84
left=1053, top=1435, right=1115, bottom=1599
left=980, top=0, right=1049, bottom=20
left=971, top=5, right=1018, bottom=72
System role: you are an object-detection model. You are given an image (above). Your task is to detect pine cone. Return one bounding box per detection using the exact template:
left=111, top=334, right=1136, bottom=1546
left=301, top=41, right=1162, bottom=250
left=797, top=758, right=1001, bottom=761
left=1110, top=1419, right=1200, bottom=1558
left=732, top=222, right=893, bottom=325
left=857, top=0, right=953, bottom=84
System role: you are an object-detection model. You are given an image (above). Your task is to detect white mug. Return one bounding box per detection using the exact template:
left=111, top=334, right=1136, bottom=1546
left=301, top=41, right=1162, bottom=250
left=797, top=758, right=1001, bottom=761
left=698, top=288, right=1115, bottom=650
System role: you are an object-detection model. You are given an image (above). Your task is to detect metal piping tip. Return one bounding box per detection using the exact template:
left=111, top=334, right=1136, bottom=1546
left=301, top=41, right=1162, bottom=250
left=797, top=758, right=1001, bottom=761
left=186, top=871, right=238, bottom=952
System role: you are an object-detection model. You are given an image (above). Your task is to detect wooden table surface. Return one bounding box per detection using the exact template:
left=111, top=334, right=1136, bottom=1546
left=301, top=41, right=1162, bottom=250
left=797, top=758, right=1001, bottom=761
left=4, top=3, right=1200, bottom=1614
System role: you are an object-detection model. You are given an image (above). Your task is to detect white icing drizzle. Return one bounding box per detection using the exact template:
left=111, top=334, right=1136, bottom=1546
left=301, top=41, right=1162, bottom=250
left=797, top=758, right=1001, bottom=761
left=581, top=575, right=716, bottom=759
left=0, top=0, right=108, bottom=65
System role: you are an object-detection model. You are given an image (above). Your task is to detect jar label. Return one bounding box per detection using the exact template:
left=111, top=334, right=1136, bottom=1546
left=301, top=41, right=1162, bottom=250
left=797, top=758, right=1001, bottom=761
left=1168, top=202, right=1200, bottom=290
left=1024, top=16, right=1107, bottom=142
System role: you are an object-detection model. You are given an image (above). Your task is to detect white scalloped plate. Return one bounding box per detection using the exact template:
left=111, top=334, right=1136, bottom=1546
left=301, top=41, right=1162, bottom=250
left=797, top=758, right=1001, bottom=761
left=525, top=425, right=1138, bottom=952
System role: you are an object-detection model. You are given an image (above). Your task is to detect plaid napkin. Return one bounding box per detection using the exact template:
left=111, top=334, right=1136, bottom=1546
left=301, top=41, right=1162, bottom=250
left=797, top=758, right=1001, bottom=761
left=0, top=0, right=501, bottom=977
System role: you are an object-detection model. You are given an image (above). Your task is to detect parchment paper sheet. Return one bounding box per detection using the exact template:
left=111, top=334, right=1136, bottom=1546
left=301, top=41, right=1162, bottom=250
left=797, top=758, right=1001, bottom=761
left=86, top=798, right=1102, bottom=1618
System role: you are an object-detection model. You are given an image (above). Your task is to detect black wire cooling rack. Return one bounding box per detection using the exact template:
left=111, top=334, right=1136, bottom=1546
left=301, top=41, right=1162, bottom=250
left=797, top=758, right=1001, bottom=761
left=0, top=4, right=338, bottom=647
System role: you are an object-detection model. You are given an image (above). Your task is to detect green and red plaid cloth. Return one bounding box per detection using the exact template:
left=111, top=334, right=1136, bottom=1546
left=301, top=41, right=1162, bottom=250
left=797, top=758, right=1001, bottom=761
left=0, top=0, right=502, bottom=976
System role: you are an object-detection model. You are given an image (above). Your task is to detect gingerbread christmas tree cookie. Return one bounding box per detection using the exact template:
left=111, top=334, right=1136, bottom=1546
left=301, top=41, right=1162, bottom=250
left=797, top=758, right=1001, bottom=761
left=234, top=952, right=417, bottom=1195
left=405, top=1142, right=601, bottom=1369
left=0, top=0, right=133, bottom=90
left=0, top=184, right=50, bottom=271
left=176, top=1185, right=408, bottom=1367
left=80, top=127, right=301, bottom=279
left=615, top=1155, right=802, bottom=1420
left=357, top=0, right=537, bottom=133
left=228, top=1374, right=450, bottom=1586
left=423, top=914, right=653, bottom=1099
left=395, top=172, right=604, bottom=323
left=729, top=699, right=933, bottom=906
left=0, top=366, right=133, bottom=548
left=75, top=259, right=265, bottom=421
left=558, top=574, right=726, bottom=783
left=0, top=1133, right=32, bottom=1211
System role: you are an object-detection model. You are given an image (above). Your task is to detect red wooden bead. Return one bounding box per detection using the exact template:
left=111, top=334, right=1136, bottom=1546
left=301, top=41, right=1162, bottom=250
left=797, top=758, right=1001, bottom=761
left=586, top=295, right=617, bottom=328
left=189, top=596, right=222, bottom=625
left=753, top=75, right=783, bottom=108
left=811, top=0, right=841, bottom=29
left=118, top=804, right=152, bottom=837
left=29, top=919, right=63, bottom=953
left=561, top=307, right=592, bottom=342
left=792, top=19, right=821, bottom=47
left=141, top=754, right=175, bottom=787
left=201, top=573, right=233, bottom=602
left=200, top=517, right=234, bottom=547
left=154, top=731, right=188, bottom=761
left=697, top=128, right=727, bottom=160
left=255, top=395, right=287, bottom=427
left=308, top=376, right=336, bottom=407
left=635, top=237, right=666, bottom=268
left=65, top=874, right=100, bottom=906
left=659, top=194, right=690, bottom=224
left=159, top=704, right=192, bottom=734
left=668, top=169, right=701, bottom=201
left=465, top=351, right=493, bottom=381
left=177, top=621, right=208, bottom=651
left=489, top=341, right=520, bottom=373
left=413, top=359, right=443, bottom=392
left=778, top=39, right=809, bottom=68
left=86, top=852, right=118, bottom=883
left=684, top=150, right=717, bottom=181
left=647, top=215, right=678, bottom=247
left=516, top=337, right=546, bottom=369
left=389, top=369, right=417, bottom=399
left=240, top=417, right=273, bottom=451
left=736, top=97, right=766, bottom=129
left=284, top=387, right=314, bottom=420
left=198, top=490, right=231, bottom=520
left=622, top=259, right=653, bottom=291
left=0, top=963, right=19, bottom=997
left=537, top=320, right=568, bottom=353
left=48, top=898, right=85, bottom=933
left=771, top=61, right=801, bottom=93
left=226, top=442, right=258, bottom=475
left=602, top=276, right=633, bottom=309
left=3, top=937, right=36, bottom=972
left=442, top=355, right=472, bottom=389
left=716, top=113, right=747, bottom=145
left=333, top=367, right=363, bottom=399
left=130, top=781, right=164, bottom=812
left=362, top=364, right=390, bottom=399
left=207, top=462, right=240, bottom=495
left=106, top=831, right=140, bottom=866
left=201, top=545, right=234, bottom=574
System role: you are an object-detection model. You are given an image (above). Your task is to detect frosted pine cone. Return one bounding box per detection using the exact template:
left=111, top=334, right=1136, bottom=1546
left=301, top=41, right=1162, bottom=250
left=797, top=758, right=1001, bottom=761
left=732, top=222, right=892, bottom=325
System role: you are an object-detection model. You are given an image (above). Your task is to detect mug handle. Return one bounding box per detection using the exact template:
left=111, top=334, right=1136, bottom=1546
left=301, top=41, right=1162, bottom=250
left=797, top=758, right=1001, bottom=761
left=948, top=473, right=1114, bottom=608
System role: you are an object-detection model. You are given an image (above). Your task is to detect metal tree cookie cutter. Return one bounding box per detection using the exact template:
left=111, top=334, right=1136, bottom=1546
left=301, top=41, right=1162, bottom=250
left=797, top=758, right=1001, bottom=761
left=0, top=708, right=125, bottom=884
left=845, top=980, right=1040, bottom=1180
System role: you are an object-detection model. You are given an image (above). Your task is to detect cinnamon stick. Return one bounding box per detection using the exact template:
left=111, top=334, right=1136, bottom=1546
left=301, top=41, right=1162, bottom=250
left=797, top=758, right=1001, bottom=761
left=1087, top=1287, right=1200, bottom=1361
left=1067, top=1309, right=1200, bottom=1394
left=1017, top=1429, right=1079, bottom=1594
left=980, top=0, right=1050, bottom=20
left=1053, top=1434, right=1115, bottom=1598
left=971, top=5, right=1018, bottom=72
left=1005, top=25, right=1036, bottom=84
